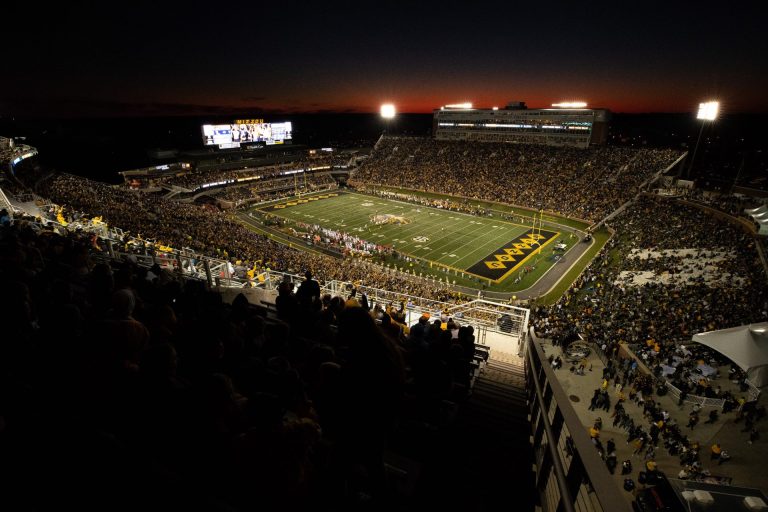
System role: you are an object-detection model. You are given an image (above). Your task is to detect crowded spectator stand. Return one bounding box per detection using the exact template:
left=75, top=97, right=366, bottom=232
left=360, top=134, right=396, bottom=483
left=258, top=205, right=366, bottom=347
left=529, top=188, right=768, bottom=498
left=626, top=338, right=761, bottom=410
left=1, top=206, right=535, bottom=510
left=350, top=136, right=683, bottom=223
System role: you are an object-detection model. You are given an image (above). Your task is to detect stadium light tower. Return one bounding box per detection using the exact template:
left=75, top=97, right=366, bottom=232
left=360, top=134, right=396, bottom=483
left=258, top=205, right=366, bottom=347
left=380, top=103, right=396, bottom=136
left=380, top=103, right=396, bottom=119
left=687, top=100, right=719, bottom=178
left=551, top=101, right=588, bottom=108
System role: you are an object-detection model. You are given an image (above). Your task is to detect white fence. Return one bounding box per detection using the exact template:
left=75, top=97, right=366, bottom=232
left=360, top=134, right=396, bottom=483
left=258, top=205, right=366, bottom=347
left=252, top=269, right=529, bottom=340
left=14, top=210, right=530, bottom=342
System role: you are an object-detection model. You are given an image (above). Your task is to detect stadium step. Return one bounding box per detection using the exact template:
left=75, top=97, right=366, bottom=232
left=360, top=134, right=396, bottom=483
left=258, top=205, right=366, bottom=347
left=405, top=351, right=534, bottom=511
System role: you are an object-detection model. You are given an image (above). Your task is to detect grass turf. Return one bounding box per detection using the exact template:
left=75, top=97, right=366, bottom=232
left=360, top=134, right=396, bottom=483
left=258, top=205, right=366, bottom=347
left=363, top=185, right=592, bottom=231
left=250, top=191, right=580, bottom=292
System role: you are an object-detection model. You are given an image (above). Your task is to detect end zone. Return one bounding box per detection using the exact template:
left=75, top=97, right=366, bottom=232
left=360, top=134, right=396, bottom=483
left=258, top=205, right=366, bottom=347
left=465, top=229, right=559, bottom=282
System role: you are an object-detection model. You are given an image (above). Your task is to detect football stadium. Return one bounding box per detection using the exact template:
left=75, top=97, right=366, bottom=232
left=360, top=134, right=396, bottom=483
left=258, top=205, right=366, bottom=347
left=2, top=101, right=768, bottom=512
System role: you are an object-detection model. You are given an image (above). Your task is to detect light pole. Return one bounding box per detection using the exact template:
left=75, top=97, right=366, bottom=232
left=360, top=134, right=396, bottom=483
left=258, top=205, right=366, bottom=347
left=380, top=103, right=396, bottom=134
left=686, top=101, right=719, bottom=179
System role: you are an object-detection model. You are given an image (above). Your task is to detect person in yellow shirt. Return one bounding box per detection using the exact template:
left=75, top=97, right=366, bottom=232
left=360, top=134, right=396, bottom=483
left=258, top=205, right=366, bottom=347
left=710, top=443, right=722, bottom=460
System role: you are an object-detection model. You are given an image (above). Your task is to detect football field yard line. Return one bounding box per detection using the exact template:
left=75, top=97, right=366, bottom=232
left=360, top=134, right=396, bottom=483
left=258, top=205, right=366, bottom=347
left=449, top=226, right=529, bottom=269
left=370, top=207, right=456, bottom=254
left=361, top=201, right=444, bottom=244
left=381, top=208, right=438, bottom=241
left=447, top=222, right=527, bottom=264
left=363, top=197, right=522, bottom=266
left=284, top=197, right=369, bottom=228
left=346, top=192, right=532, bottom=230
left=407, top=213, right=526, bottom=269
left=388, top=212, right=498, bottom=266
left=419, top=215, right=491, bottom=255
left=388, top=212, right=465, bottom=256
left=450, top=227, right=527, bottom=271
left=382, top=214, right=520, bottom=275
left=256, top=192, right=545, bottom=277
left=264, top=194, right=525, bottom=271
left=422, top=220, right=507, bottom=266
left=346, top=190, right=527, bottom=238
left=396, top=212, right=536, bottom=268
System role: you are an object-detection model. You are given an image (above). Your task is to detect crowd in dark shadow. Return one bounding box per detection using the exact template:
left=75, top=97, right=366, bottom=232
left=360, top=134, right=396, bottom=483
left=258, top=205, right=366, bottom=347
left=0, top=214, right=479, bottom=511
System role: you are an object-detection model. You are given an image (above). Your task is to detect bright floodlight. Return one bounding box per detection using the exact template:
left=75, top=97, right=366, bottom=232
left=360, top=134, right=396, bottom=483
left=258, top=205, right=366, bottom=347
left=697, top=101, right=719, bottom=121
left=445, top=102, right=473, bottom=109
left=380, top=104, right=396, bottom=119
left=552, top=102, right=588, bottom=108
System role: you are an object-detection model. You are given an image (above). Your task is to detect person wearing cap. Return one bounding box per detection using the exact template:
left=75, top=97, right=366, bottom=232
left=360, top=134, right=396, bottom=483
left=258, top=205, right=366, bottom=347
left=710, top=443, right=722, bottom=460
left=409, top=315, right=429, bottom=346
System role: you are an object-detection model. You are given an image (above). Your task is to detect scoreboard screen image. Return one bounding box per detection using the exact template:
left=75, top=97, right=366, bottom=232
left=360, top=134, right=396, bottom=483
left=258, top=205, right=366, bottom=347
left=202, top=122, right=293, bottom=148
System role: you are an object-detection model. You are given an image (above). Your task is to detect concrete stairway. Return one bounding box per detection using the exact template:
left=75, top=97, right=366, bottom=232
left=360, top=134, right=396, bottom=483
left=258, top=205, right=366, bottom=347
left=402, top=351, right=535, bottom=511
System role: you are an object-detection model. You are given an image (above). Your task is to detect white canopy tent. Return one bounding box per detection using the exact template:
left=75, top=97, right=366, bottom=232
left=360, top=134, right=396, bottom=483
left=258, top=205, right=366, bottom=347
left=691, top=323, right=768, bottom=388
left=744, top=204, right=768, bottom=236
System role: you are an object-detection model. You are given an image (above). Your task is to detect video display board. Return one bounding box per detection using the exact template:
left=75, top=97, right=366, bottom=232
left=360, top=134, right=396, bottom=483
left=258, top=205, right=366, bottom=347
left=202, top=121, right=292, bottom=148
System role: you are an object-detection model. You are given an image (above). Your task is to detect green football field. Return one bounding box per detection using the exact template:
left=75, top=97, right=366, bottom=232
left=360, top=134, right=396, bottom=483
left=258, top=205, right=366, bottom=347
left=252, top=191, right=564, bottom=284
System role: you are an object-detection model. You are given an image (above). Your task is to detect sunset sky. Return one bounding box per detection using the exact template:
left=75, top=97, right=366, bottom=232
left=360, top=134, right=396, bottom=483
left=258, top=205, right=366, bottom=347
left=2, top=1, right=766, bottom=117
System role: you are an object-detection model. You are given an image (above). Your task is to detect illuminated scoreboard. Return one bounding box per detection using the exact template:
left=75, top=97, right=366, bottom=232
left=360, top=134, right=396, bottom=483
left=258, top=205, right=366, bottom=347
left=202, top=120, right=293, bottom=148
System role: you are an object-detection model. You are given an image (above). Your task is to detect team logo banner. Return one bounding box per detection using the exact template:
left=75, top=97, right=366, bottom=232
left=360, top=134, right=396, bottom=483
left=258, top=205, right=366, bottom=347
left=465, top=229, right=559, bottom=282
